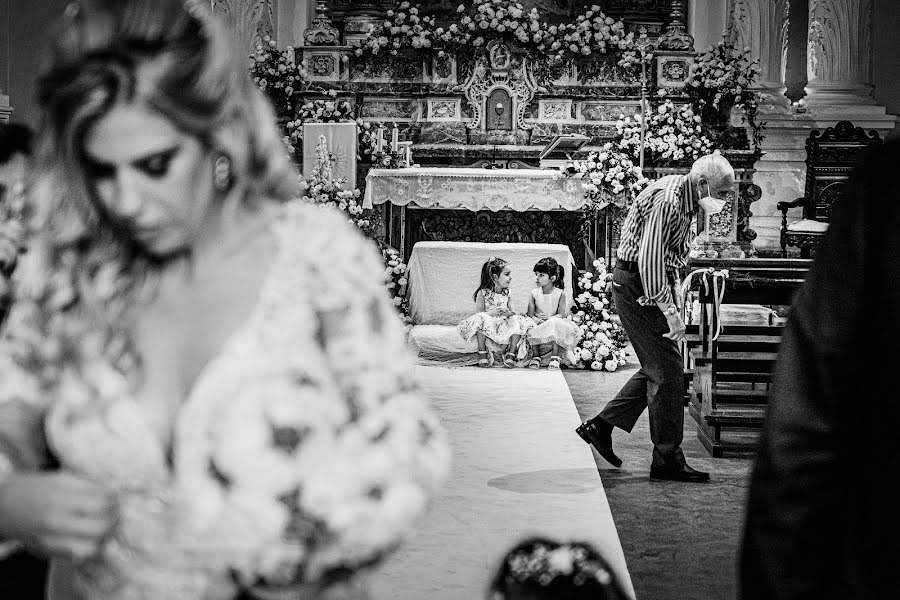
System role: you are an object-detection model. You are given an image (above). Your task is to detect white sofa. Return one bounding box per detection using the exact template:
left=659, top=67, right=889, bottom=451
left=405, top=241, right=576, bottom=366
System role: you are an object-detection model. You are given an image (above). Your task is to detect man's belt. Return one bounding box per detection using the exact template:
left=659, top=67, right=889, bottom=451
left=615, top=259, right=678, bottom=280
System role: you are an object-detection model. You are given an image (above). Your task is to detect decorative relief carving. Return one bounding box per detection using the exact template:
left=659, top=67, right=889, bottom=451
left=807, top=0, right=873, bottom=87
left=429, top=99, right=460, bottom=121
left=737, top=182, right=761, bottom=242
left=579, top=102, right=639, bottom=122
left=310, top=54, right=336, bottom=76
left=539, top=100, right=572, bottom=121
left=212, top=0, right=275, bottom=56
left=361, top=100, right=415, bottom=119
left=453, top=52, right=541, bottom=131
left=656, top=54, right=694, bottom=89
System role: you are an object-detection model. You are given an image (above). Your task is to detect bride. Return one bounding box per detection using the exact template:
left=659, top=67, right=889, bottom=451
left=0, top=1, right=448, bottom=598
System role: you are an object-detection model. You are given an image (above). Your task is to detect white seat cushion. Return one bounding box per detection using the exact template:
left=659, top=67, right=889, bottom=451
left=786, top=219, right=829, bottom=233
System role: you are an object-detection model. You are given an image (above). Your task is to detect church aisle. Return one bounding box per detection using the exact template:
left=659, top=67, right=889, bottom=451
left=564, top=354, right=753, bottom=600
left=368, top=365, right=634, bottom=599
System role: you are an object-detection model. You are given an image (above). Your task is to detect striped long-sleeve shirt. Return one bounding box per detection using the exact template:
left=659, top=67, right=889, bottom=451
left=616, top=174, right=697, bottom=305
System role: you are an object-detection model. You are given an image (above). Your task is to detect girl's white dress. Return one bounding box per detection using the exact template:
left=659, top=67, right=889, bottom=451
left=526, top=288, right=582, bottom=358
left=457, top=289, right=534, bottom=349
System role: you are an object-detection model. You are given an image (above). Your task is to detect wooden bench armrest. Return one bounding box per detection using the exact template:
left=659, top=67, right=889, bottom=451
left=776, top=197, right=808, bottom=214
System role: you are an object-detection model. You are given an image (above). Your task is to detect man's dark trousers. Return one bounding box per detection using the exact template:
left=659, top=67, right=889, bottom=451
left=598, top=264, right=686, bottom=465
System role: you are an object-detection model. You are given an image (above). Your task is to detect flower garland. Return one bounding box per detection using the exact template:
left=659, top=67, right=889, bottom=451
left=282, top=93, right=355, bottom=156
left=355, top=1, right=637, bottom=65
left=570, top=142, right=648, bottom=214
left=381, top=244, right=410, bottom=321
left=685, top=40, right=764, bottom=149
left=0, top=182, right=28, bottom=303
left=615, top=98, right=715, bottom=166
left=570, top=259, right=628, bottom=372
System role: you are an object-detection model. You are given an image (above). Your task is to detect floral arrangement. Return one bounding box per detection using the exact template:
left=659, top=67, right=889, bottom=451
left=300, top=136, right=375, bottom=235
left=685, top=40, right=763, bottom=148
left=570, top=259, right=628, bottom=372
left=500, top=541, right=617, bottom=590
left=615, top=98, right=716, bottom=167
left=354, top=1, right=637, bottom=65
left=381, top=245, right=409, bottom=320
left=569, top=143, right=648, bottom=235
left=250, top=36, right=304, bottom=117
left=282, top=94, right=355, bottom=156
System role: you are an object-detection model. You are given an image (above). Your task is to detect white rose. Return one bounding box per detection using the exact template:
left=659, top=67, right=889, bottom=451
left=580, top=349, right=593, bottom=361
left=590, top=360, right=602, bottom=371
left=605, top=359, right=619, bottom=372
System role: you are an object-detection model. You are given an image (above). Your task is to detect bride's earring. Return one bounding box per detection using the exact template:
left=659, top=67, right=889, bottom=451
left=213, top=154, right=232, bottom=193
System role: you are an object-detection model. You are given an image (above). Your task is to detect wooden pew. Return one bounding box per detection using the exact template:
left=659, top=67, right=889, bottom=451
left=683, top=258, right=812, bottom=457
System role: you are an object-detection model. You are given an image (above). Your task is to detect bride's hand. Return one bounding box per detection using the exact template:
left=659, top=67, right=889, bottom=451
left=0, top=471, right=118, bottom=561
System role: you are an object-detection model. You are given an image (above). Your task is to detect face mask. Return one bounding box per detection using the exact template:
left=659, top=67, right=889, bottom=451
left=697, top=181, right=727, bottom=215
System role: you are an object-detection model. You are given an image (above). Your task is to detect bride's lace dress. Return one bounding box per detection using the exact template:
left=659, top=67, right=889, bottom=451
left=0, top=203, right=449, bottom=599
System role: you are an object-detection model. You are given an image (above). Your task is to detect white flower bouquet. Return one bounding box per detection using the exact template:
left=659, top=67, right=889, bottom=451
left=300, top=136, right=375, bottom=235
left=250, top=36, right=305, bottom=118
left=569, top=259, right=628, bottom=372
left=176, top=356, right=448, bottom=592
left=571, top=142, right=649, bottom=212
left=615, top=99, right=715, bottom=167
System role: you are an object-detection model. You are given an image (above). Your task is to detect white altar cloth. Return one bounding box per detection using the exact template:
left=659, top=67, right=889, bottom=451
left=362, top=167, right=588, bottom=211
left=406, top=241, right=576, bottom=327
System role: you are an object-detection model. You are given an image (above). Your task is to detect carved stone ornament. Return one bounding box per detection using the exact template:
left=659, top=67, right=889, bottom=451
left=428, top=99, right=461, bottom=121
left=656, top=53, right=694, bottom=89
left=453, top=43, right=542, bottom=131
left=539, top=100, right=572, bottom=121
left=304, top=0, right=340, bottom=46
left=310, top=54, right=336, bottom=77
left=656, top=0, right=694, bottom=50
left=737, top=182, right=762, bottom=243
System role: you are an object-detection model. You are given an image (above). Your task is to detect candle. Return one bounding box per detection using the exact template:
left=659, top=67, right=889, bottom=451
left=375, top=127, right=384, bottom=153
left=391, top=128, right=399, bottom=152
left=405, top=146, right=412, bottom=166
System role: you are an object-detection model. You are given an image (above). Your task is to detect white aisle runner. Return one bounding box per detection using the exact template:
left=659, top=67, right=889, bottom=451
left=368, top=366, right=634, bottom=599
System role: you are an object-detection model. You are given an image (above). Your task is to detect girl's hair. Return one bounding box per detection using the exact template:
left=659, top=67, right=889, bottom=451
left=534, top=257, right=565, bottom=290
left=474, top=256, right=509, bottom=301
left=16, top=0, right=298, bottom=388
left=487, top=537, right=628, bottom=600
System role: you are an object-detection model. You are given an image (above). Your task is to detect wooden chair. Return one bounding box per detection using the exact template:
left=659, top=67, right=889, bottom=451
left=778, top=121, right=881, bottom=258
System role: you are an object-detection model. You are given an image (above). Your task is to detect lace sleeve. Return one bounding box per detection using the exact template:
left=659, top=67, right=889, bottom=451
left=293, top=206, right=449, bottom=489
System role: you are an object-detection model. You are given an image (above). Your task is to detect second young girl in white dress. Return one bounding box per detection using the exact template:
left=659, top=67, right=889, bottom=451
left=526, top=257, right=582, bottom=370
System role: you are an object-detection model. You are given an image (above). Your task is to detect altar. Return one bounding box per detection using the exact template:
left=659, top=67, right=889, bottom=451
left=363, top=167, right=593, bottom=266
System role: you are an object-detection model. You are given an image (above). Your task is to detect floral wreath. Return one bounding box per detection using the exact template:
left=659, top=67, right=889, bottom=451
left=495, top=542, right=615, bottom=594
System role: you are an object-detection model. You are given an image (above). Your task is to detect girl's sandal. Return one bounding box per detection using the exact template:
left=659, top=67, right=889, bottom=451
left=528, top=357, right=542, bottom=369
left=477, top=350, right=490, bottom=368
left=503, top=352, right=517, bottom=368
left=548, top=356, right=562, bottom=370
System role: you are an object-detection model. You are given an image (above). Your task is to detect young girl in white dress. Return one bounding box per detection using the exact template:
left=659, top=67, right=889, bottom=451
left=458, top=256, right=534, bottom=368
left=526, top=257, right=582, bottom=370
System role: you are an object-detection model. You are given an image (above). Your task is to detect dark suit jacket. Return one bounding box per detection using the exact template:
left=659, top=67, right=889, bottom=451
left=741, top=140, right=900, bottom=599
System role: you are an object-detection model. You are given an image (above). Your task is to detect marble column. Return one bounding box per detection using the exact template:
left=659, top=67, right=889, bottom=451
left=804, top=0, right=876, bottom=108
left=278, top=0, right=314, bottom=46
left=211, top=0, right=277, bottom=55
left=726, top=0, right=791, bottom=108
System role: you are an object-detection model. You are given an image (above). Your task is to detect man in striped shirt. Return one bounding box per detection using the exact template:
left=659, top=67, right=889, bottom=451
left=577, top=153, right=735, bottom=483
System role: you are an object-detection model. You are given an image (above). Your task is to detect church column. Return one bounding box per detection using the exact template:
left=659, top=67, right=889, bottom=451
left=211, top=0, right=277, bottom=56
left=277, top=0, right=314, bottom=46
left=803, top=0, right=875, bottom=108
left=726, top=0, right=791, bottom=108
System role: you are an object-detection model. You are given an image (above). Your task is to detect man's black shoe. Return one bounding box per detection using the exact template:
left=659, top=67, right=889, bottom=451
left=649, top=462, right=710, bottom=483
left=575, top=420, right=623, bottom=468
